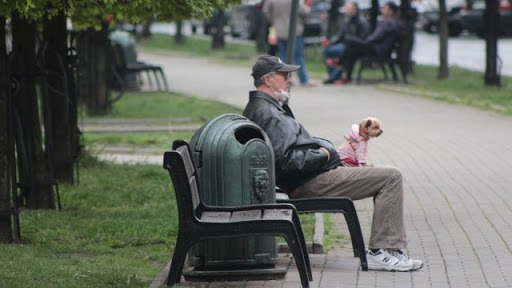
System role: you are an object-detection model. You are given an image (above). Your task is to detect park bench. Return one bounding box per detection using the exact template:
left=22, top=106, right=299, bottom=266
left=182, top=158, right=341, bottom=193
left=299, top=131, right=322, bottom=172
left=276, top=190, right=368, bottom=271
left=110, top=42, right=169, bottom=96
left=356, top=30, right=413, bottom=84
left=356, top=40, right=407, bottom=84
left=163, top=140, right=312, bottom=288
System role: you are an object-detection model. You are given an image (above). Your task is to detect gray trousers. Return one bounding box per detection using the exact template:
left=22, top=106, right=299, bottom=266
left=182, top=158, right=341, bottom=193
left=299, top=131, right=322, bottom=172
left=293, top=166, right=406, bottom=250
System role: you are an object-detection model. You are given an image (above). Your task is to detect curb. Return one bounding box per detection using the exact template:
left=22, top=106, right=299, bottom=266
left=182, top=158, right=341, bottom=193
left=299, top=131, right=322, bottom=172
left=149, top=260, right=171, bottom=288
left=313, top=213, right=324, bottom=254
left=278, top=213, right=324, bottom=254
left=82, top=124, right=200, bottom=133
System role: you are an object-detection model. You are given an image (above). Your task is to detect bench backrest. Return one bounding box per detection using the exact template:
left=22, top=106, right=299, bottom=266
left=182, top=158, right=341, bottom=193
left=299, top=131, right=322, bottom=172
left=163, top=140, right=201, bottom=223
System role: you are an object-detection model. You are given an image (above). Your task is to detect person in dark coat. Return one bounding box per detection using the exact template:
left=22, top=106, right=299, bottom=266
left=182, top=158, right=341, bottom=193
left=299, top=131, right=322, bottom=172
left=322, top=1, right=370, bottom=84
left=339, top=1, right=405, bottom=84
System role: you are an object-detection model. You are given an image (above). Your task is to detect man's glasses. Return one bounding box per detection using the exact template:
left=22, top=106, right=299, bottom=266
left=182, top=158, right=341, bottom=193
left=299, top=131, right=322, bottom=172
left=269, top=72, right=291, bottom=80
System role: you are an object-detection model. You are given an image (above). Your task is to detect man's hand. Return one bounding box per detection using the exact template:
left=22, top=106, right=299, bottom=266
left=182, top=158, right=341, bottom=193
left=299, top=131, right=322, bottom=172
left=320, top=147, right=330, bottom=161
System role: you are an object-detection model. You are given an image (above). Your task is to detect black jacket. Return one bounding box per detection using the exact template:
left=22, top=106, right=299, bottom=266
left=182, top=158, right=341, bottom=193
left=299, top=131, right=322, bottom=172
left=243, top=90, right=340, bottom=192
left=330, top=14, right=370, bottom=45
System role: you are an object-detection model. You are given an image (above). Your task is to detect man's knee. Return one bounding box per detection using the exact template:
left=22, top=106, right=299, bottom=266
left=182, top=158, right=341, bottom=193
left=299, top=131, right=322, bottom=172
left=377, top=166, right=403, bottom=184
left=389, top=166, right=402, bottom=178
left=385, top=166, right=403, bottom=186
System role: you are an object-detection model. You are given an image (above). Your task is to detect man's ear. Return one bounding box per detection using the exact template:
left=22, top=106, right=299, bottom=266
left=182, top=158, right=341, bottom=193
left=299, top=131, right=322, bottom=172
left=265, top=75, right=275, bottom=87
left=263, top=75, right=271, bottom=86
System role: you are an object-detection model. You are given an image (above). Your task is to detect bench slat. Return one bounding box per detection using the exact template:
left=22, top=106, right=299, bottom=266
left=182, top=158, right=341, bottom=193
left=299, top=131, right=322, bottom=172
left=230, top=210, right=262, bottom=222
left=263, top=209, right=293, bottom=221
left=201, top=211, right=231, bottom=222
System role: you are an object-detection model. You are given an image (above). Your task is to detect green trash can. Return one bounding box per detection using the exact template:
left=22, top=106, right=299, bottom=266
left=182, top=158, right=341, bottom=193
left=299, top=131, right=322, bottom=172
left=185, top=113, right=283, bottom=278
left=109, top=30, right=138, bottom=90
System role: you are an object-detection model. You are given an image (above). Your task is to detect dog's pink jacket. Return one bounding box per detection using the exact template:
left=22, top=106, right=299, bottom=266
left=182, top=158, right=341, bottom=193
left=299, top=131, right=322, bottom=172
left=337, top=124, right=368, bottom=166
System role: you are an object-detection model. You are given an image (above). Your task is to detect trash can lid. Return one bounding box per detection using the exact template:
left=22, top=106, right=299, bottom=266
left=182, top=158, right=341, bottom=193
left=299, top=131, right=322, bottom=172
left=192, top=113, right=254, bottom=152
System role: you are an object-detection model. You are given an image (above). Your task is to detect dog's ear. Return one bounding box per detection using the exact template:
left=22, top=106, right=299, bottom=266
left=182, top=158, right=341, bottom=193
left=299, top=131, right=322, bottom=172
left=364, top=119, right=373, bottom=128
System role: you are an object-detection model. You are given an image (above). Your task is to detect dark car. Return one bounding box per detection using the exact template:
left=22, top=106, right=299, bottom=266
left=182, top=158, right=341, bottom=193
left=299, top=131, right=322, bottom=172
left=459, top=0, right=512, bottom=37
left=229, top=1, right=261, bottom=39
left=418, top=8, right=464, bottom=36
left=416, top=0, right=465, bottom=36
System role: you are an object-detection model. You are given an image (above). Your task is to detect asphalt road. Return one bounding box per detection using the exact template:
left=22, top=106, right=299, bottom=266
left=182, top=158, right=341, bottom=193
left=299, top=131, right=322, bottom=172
left=412, top=31, right=512, bottom=77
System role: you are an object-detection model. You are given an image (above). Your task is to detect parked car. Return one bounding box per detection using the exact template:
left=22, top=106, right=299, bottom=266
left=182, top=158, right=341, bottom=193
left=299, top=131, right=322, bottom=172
left=459, top=0, right=512, bottom=37
left=229, top=0, right=261, bottom=39
left=416, top=0, right=466, bottom=36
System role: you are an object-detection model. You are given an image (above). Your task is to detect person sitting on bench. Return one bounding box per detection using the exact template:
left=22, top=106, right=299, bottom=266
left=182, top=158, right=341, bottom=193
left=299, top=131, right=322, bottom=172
left=339, top=1, right=405, bottom=84
left=322, top=1, right=370, bottom=85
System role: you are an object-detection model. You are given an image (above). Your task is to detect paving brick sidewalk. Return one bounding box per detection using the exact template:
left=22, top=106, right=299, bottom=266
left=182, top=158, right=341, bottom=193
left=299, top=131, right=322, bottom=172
left=102, top=51, right=512, bottom=288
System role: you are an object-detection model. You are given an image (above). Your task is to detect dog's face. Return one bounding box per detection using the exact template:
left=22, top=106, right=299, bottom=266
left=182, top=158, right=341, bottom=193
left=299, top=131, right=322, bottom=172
left=361, top=117, right=383, bottom=138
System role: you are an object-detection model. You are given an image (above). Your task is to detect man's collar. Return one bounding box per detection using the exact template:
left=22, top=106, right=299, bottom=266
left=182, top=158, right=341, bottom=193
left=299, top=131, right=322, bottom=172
left=249, top=90, right=292, bottom=116
left=250, top=90, right=281, bottom=106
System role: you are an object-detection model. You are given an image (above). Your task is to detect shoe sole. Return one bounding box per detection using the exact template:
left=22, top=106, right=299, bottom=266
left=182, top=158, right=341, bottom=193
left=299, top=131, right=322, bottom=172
left=367, top=262, right=414, bottom=272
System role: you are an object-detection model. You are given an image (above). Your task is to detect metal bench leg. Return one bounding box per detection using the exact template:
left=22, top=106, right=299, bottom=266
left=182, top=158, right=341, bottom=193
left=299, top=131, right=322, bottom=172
left=152, top=69, right=163, bottom=90
left=158, top=68, right=169, bottom=91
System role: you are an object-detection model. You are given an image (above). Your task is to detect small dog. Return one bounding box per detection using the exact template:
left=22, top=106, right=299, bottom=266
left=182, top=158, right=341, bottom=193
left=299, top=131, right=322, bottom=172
left=337, top=117, right=383, bottom=167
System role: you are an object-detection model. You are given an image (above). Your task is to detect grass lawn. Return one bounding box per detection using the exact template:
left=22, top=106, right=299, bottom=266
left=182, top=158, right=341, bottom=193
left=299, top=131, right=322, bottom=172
left=82, top=91, right=242, bottom=150
left=140, top=32, right=512, bottom=115
left=85, top=91, right=242, bottom=120
left=0, top=156, right=175, bottom=288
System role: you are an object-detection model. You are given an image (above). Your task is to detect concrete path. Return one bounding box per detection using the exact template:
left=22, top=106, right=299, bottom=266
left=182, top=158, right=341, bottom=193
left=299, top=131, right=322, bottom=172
left=129, top=51, right=512, bottom=288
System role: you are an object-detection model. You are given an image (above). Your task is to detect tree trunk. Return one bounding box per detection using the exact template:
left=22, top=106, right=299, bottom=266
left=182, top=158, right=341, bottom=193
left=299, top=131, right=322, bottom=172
left=85, top=24, right=110, bottom=115
left=399, top=0, right=417, bottom=74
left=211, top=10, right=226, bottom=50
left=76, top=31, right=90, bottom=106
left=140, top=17, right=153, bottom=39
left=42, top=12, right=75, bottom=183
left=174, top=20, right=186, bottom=44
left=484, top=0, right=500, bottom=86
left=11, top=13, right=55, bottom=210
left=370, top=0, right=380, bottom=32
left=327, top=0, right=342, bottom=38
left=0, top=16, right=14, bottom=243
left=255, top=5, right=268, bottom=53
left=437, top=0, right=449, bottom=79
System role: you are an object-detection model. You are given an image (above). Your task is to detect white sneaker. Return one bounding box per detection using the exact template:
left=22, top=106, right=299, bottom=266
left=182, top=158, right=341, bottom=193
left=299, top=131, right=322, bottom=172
left=367, top=249, right=414, bottom=272
left=388, top=249, right=423, bottom=271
